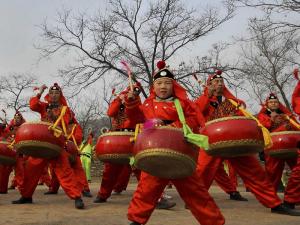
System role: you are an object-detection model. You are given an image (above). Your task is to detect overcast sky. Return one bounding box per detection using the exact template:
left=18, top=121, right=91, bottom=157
left=0, top=0, right=268, bottom=119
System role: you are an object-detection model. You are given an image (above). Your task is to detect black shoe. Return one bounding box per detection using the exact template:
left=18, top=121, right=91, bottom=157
left=82, top=190, right=93, bottom=198
left=283, top=201, right=295, bottom=210
left=129, top=222, right=142, bottom=225
left=156, top=197, right=176, bottom=209
left=12, top=197, right=33, bottom=204
left=0, top=191, right=8, bottom=194
left=75, top=198, right=84, bottom=209
left=44, top=191, right=58, bottom=195
left=93, top=196, right=107, bottom=203
left=229, top=191, right=248, bottom=201
left=271, top=203, right=300, bottom=216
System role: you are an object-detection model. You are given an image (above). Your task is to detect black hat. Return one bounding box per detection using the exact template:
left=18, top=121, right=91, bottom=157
left=153, top=60, right=174, bottom=81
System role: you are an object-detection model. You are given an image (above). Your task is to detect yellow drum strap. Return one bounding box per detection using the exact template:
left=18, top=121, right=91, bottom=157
left=49, top=106, right=68, bottom=137
left=228, top=99, right=272, bottom=148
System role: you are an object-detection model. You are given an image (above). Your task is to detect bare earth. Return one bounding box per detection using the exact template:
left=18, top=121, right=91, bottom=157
left=0, top=180, right=299, bottom=225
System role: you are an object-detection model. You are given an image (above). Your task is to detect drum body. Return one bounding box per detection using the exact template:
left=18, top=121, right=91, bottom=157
left=201, top=116, right=264, bottom=157
left=133, top=126, right=198, bottom=179
left=0, top=141, right=16, bottom=165
left=266, top=131, right=300, bottom=159
left=14, top=122, right=65, bottom=159
left=96, top=131, right=134, bottom=164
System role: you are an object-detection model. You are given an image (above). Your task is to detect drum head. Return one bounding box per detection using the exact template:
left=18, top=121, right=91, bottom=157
left=134, top=149, right=196, bottom=179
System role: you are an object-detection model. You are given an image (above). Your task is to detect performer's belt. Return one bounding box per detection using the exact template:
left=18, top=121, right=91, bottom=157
left=115, top=128, right=135, bottom=132
left=81, top=153, right=92, bottom=158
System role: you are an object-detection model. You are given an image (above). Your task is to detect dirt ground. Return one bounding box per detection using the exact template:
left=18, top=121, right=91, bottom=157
left=0, top=180, right=299, bottom=225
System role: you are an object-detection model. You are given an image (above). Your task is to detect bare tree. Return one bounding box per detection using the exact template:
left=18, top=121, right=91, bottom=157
left=36, top=0, right=235, bottom=95
left=0, top=73, right=37, bottom=112
left=232, top=17, right=298, bottom=109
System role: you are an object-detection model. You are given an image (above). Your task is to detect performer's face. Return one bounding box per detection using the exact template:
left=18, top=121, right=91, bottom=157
left=267, top=99, right=279, bottom=111
left=210, top=78, right=224, bottom=95
left=14, top=115, right=22, bottom=125
left=49, top=89, right=61, bottom=104
left=153, top=78, right=173, bottom=99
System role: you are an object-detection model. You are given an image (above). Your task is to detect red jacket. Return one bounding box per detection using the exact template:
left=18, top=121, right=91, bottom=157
left=29, top=94, right=71, bottom=126
left=108, top=96, right=143, bottom=130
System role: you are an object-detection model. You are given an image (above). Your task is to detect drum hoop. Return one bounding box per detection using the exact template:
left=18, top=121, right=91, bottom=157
left=97, top=153, right=132, bottom=160
left=100, top=131, right=134, bottom=137
left=205, top=116, right=254, bottom=126
left=0, top=141, right=11, bottom=145
left=0, top=155, right=16, bottom=165
left=134, top=148, right=197, bottom=167
left=22, top=121, right=54, bottom=126
left=271, top=131, right=300, bottom=136
left=208, top=139, right=264, bottom=150
left=154, top=126, right=182, bottom=131
left=14, top=140, right=62, bottom=153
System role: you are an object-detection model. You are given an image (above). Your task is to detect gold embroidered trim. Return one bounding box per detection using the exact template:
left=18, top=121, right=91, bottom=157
left=209, top=139, right=264, bottom=150
left=205, top=116, right=253, bottom=126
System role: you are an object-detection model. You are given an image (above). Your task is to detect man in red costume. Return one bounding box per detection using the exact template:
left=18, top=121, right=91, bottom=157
left=195, top=70, right=300, bottom=216
left=93, top=85, right=145, bottom=204
left=258, top=93, right=300, bottom=209
left=12, top=83, right=84, bottom=209
left=125, top=61, right=225, bottom=225
left=45, top=112, right=92, bottom=197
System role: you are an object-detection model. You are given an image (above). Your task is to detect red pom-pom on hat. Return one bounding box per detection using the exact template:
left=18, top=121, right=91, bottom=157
left=293, top=68, right=299, bottom=80
left=216, top=70, right=222, bottom=75
left=157, top=60, right=166, bottom=70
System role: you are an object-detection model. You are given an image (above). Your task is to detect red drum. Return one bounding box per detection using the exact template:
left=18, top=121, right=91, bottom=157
left=133, top=126, right=198, bottom=179
left=0, top=141, right=16, bottom=165
left=65, top=140, right=79, bottom=164
left=266, top=131, right=300, bottom=159
left=96, top=131, right=134, bottom=164
left=201, top=116, right=264, bottom=157
left=14, top=122, right=65, bottom=159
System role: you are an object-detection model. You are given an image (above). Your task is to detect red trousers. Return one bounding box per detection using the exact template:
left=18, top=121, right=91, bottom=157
left=19, top=151, right=81, bottom=199
left=38, top=165, right=51, bottom=187
left=113, top=165, right=141, bottom=193
left=97, top=163, right=139, bottom=200
left=49, top=155, right=90, bottom=193
left=128, top=171, right=225, bottom=225
left=214, top=162, right=237, bottom=194
left=265, top=150, right=300, bottom=204
left=197, top=150, right=282, bottom=208
left=0, top=165, right=12, bottom=192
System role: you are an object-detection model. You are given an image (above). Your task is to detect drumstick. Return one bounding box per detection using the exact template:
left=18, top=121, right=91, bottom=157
left=192, top=73, right=206, bottom=88
left=121, top=61, right=133, bottom=92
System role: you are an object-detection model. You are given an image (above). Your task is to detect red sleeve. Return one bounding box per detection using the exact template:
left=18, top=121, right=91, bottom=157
left=292, top=81, right=300, bottom=115
left=124, top=96, right=145, bottom=121
left=257, top=112, right=272, bottom=129
left=29, top=94, right=47, bottom=114
left=73, top=124, right=83, bottom=145
left=194, top=93, right=210, bottom=118
left=107, top=98, right=122, bottom=117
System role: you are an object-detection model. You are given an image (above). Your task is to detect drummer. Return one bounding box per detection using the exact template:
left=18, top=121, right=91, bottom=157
left=93, top=84, right=145, bottom=204
left=194, top=70, right=300, bottom=215
left=125, top=60, right=225, bottom=225
left=12, top=83, right=85, bottom=209
left=258, top=93, right=300, bottom=209
left=3, top=111, right=26, bottom=191
left=45, top=111, right=93, bottom=198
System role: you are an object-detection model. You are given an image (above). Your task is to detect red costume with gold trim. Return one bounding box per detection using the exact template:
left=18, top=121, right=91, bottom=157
left=126, top=61, right=225, bottom=225
left=195, top=74, right=282, bottom=210
left=95, top=89, right=142, bottom=201
left=17, top=84, right=82, bottom=200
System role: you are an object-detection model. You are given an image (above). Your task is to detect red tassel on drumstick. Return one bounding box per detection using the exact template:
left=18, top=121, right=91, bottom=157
left=293, top=68, right=299, bottom=81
